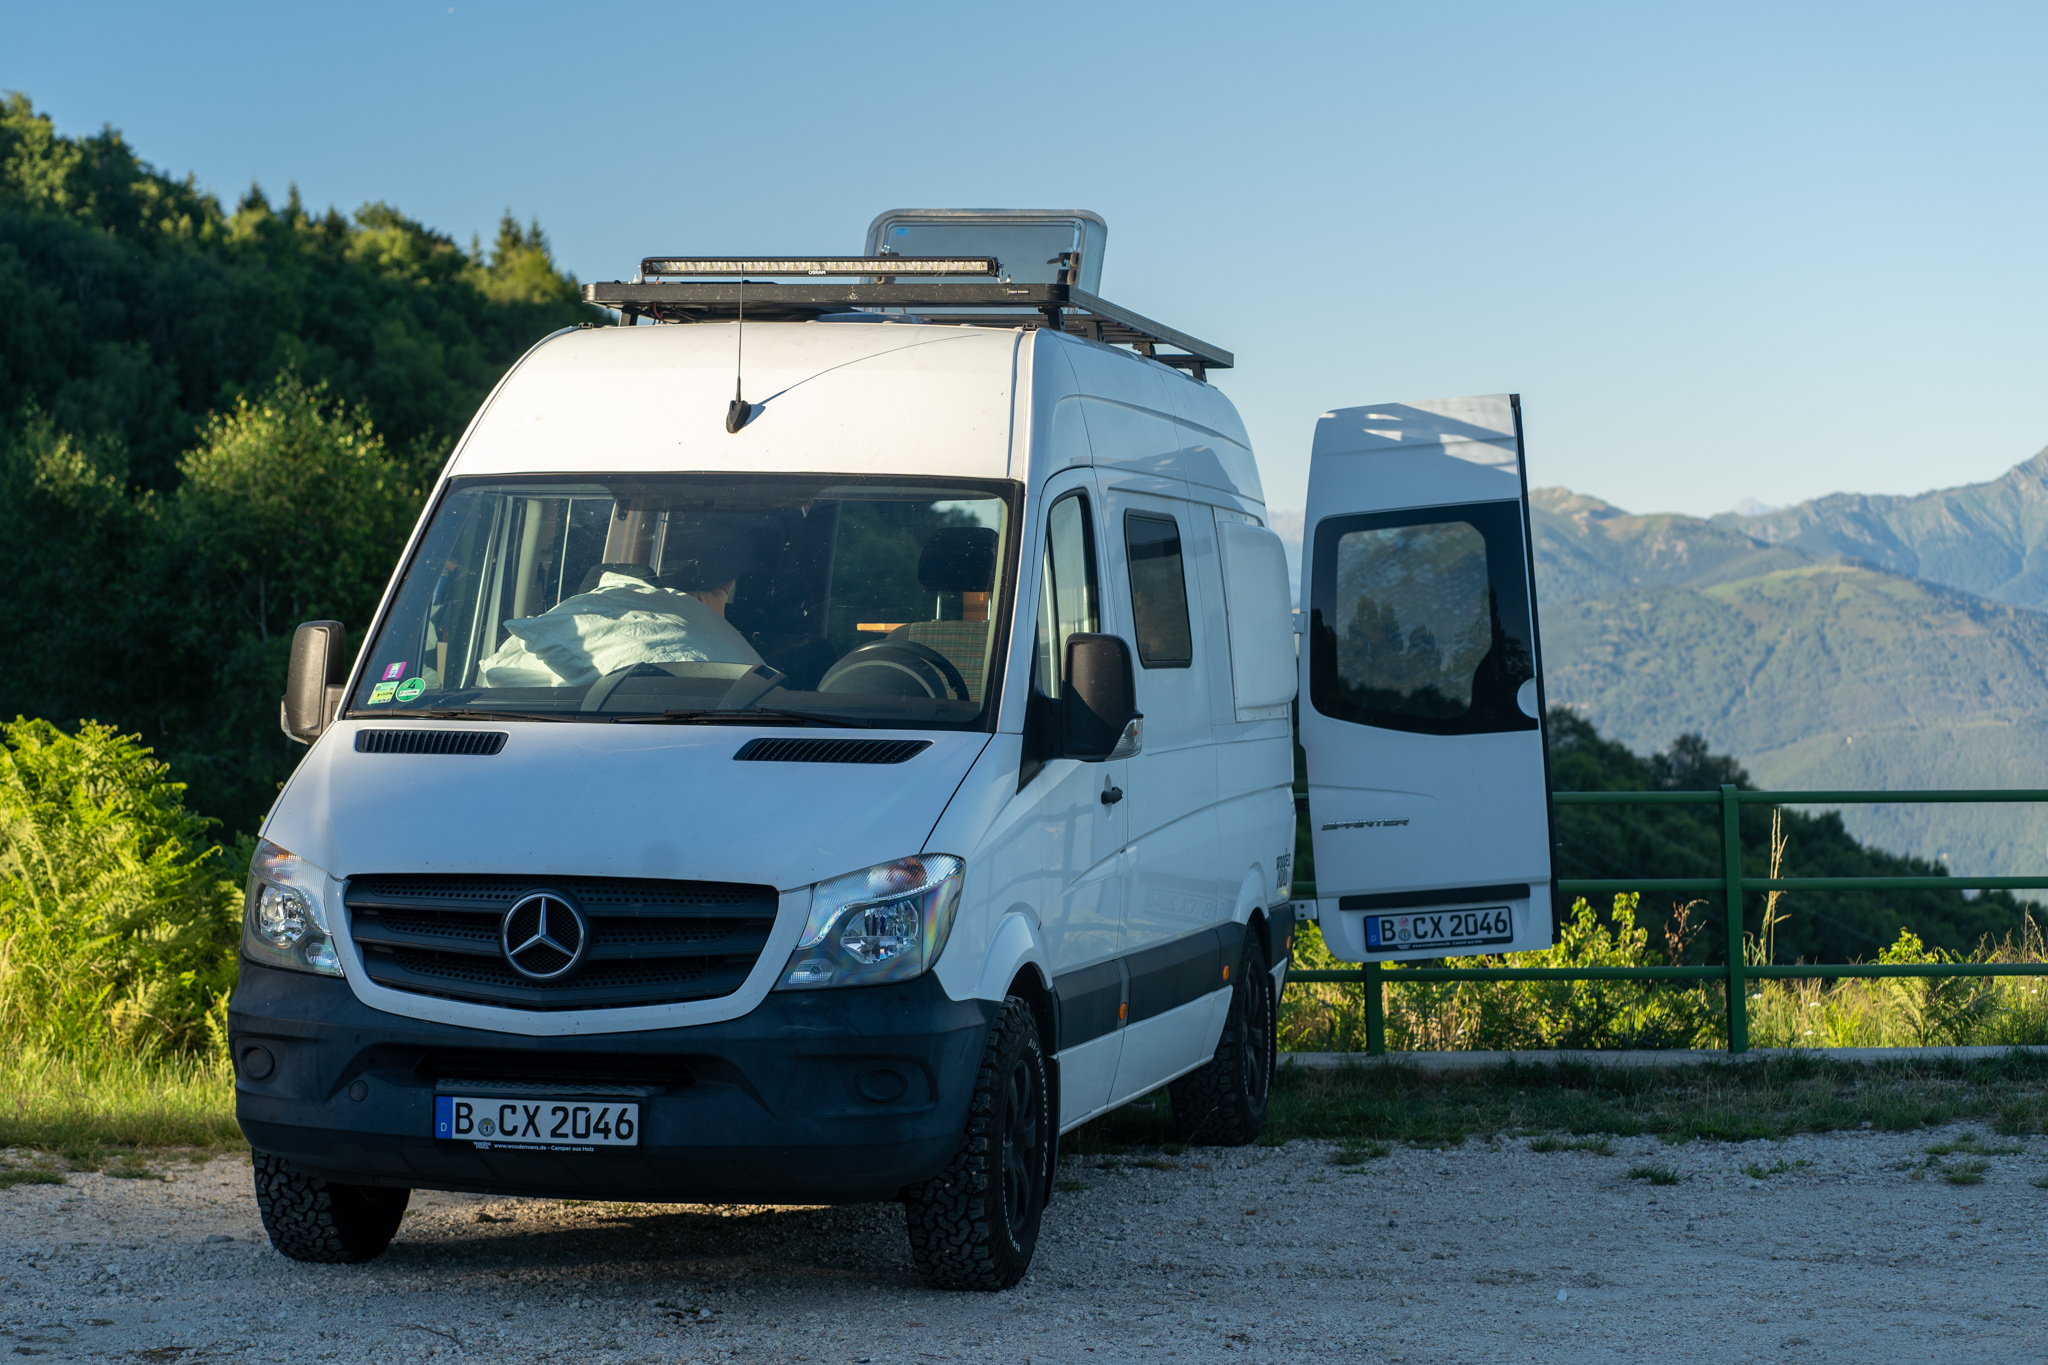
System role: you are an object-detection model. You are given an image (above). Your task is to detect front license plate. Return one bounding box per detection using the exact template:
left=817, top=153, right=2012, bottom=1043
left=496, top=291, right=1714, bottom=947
left=434, top=1096, right=640, bottom=1150
left=1364, top=906, right=1513, bottom=954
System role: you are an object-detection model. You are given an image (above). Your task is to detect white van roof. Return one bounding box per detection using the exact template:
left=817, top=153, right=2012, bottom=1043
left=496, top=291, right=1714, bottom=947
left=451, top=322, right=1025, bottom=481
left=449, top=322, right=1262, bottom=506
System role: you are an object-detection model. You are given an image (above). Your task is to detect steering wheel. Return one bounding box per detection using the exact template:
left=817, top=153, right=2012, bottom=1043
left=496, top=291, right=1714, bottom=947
left=817, top=640, right=969, bottom=702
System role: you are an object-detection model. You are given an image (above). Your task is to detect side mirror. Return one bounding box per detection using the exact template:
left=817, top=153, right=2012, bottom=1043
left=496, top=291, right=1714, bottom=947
left=281, top=620, right=348, bottom=745
left=1063, top=633, right=1142, bottom=762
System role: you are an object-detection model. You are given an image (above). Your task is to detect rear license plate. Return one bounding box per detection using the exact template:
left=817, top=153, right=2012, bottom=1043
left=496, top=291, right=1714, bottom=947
left=1364, top=906, right=1513, bottom=954
left=434, top=1096, right=640, bottom=1149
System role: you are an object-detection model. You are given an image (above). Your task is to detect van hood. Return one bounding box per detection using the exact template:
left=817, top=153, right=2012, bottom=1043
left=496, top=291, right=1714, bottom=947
left=266, top=722, right=992, bottom=892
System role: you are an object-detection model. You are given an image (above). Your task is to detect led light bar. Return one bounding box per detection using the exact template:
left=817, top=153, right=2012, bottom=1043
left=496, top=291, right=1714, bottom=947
left=638, top=256, right=999, bottom=278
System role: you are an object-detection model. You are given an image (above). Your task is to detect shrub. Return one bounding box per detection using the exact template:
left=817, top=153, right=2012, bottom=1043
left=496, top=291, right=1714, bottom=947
left=0, top=717, right=242, bottom=1058
left=1281, top=895, right=1723, bottom=1052
left=1281, top=900, right=2048, bottom=1053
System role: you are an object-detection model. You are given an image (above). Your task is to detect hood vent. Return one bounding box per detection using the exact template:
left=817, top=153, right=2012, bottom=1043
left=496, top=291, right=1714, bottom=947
left=734, top=737, right=930, bottom=765
left=356, top=729, right=508, bottom=756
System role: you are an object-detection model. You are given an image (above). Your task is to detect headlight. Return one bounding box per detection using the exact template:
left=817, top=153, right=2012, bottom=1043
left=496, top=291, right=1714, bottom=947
left=774, top=854, right=963, bottom=991
left=241, top=840, right=343, bottom=977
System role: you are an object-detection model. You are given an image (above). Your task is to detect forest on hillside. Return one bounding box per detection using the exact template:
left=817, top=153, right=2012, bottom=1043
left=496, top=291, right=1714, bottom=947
left=0, top=92, right=595, bottom=830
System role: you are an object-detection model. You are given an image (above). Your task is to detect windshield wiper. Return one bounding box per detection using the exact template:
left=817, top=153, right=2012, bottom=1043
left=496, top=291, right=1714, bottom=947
left=613, top=707, right=874, bottom=728
left=353, top=707, right=586, bottom=722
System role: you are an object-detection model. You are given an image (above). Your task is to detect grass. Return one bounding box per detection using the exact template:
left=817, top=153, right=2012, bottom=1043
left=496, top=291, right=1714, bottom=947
left=1528, top=1135, right=1614, bottom=1155
left=0, top=1049, right=240, bottom=1170
left=1065, top=1050, right=2048, bottom=1156
left=1260, top=1050, right=2048, bottom=1146
left=1627, top=1164, right=1681, bottom=1185
left=1329, top=1141, right=1392, bottom=1164
left=1940, top=1158, right=1991, bottom=1186
left=1923, top=1131, right=2024, bottom=1157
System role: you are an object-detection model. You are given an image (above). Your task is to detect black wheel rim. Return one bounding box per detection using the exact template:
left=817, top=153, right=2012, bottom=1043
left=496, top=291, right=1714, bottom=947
left=1001, top=1053, right=1042, bottom=1234
left=1244, top=973, right=1272, bottom=1104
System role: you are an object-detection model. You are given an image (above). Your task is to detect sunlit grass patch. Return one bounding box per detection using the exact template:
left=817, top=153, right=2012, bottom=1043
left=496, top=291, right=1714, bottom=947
left=0, top=1050, right=239, bottom=1155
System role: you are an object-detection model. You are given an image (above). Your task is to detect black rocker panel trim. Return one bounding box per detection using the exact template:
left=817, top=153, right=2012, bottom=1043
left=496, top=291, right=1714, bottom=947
left=1337, top=883, right=1530, bottom=913
left=1051, top=921, right=1246, bottom=1051
left=1051, top=959, right=1126, bottom=1052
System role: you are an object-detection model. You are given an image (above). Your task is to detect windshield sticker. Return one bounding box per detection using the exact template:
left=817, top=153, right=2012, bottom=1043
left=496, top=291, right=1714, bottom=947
left=394, top=678, right=426, bottom=704
left=368, top=681, right=398, bottom=704
left=382, top=662, right=407, bottom=681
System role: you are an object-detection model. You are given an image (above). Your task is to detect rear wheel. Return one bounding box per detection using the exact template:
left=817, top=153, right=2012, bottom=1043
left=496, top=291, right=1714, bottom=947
left=252, top=1151, right=410, bottom=1263
left=904, top=996, right=1049, bottom=1290
left=1169, top=932, right=1274, bottom=1145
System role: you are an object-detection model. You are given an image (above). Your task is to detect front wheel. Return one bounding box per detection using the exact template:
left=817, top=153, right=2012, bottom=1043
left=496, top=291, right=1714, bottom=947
left=1168, top=931, right=1274, bottom=1145
left=252, top=1151, right=410, bottom=1263
left=904, top=996, right=1050, bottom=1290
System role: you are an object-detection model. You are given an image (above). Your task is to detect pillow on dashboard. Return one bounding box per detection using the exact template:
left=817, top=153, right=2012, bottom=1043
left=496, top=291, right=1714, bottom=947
left=478, top=572, right=761, bottom=687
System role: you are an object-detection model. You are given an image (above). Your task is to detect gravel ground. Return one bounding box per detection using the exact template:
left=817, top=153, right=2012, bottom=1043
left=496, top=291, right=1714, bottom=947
left=3, top=1124, right=2045, bottom=1364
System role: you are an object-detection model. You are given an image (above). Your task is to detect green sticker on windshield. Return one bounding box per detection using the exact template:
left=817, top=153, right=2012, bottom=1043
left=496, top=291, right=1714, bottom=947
left=368, top=681, right=398, bottom=704
left=394, top=678, right=426, bottom=704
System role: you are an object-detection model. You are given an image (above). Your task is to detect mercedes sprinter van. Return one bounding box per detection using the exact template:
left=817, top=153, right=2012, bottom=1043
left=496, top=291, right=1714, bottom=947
left=231, top=214, right=1553, bottom=1290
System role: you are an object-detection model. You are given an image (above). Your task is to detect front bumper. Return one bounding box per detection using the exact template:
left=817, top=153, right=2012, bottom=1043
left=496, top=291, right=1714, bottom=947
left=228, top=960, right=997, bottom=1203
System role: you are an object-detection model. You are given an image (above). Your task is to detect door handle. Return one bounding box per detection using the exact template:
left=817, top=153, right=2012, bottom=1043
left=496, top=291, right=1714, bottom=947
left=1100, top=785, right=1124, bottom=807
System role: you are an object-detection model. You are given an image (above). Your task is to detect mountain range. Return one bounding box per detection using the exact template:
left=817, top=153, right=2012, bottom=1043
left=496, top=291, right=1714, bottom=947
left=1533, top=448, right=2048, bottom=878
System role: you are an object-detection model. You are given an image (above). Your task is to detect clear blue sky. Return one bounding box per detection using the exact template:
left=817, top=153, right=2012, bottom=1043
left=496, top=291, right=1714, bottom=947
left=6, top=0, right=2044, bottom=522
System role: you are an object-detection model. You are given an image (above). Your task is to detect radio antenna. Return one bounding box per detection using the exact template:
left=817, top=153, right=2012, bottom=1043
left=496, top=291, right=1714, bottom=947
left=725, top=279, right=752, bottom=433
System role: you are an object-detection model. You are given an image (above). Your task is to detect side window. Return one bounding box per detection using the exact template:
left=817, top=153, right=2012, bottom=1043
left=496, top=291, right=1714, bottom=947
left=1307, top=500, right=1537, bottom=735
left=1033, top=492, right=1099, bottom=699
left=1122, top=511, right=1193, bottom=669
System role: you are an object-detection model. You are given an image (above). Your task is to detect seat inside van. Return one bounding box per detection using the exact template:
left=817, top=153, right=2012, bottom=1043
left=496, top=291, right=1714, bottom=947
left=889, top=526, right=998, bottom=700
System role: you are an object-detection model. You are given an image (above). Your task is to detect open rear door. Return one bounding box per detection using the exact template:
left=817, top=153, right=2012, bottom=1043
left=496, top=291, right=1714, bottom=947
left=1297, top=395, right=1553, bottom=961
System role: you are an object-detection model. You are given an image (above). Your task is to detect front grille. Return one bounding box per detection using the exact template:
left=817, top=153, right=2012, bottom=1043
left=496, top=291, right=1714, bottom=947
left=345, top=874, right=778, bottom=1010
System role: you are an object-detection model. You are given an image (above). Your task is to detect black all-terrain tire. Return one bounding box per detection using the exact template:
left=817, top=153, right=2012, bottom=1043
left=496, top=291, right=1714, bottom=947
left=904, top=997, right=1050, bottom=1291
left=1169, top=932, right=1274, bottom=1146
left=252, top=1150, right=411, bottom=1263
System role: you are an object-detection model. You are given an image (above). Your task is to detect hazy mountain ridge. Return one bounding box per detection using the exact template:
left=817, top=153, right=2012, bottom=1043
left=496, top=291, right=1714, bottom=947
left=1530, top=487, right=1817, bottom=600
left=1534, top=451, right=2048, bottom=875
left=1709, top=447, right=2048, bottom=611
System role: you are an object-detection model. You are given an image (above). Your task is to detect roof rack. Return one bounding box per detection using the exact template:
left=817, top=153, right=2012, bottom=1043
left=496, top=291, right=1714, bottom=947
left=580, top=256, right=1232, bottom=379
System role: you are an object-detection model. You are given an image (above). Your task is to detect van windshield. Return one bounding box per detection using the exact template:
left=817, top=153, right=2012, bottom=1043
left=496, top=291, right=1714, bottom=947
left=350, top=474, right=1018, bottom=727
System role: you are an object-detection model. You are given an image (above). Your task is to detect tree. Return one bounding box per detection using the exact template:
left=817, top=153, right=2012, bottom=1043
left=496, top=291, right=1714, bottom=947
left=130, top=374, right=426, bottom=828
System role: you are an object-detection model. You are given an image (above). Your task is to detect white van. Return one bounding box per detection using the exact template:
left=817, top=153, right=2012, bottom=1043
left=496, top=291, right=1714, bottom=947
left=230, top=214, right=1552, bottom=1290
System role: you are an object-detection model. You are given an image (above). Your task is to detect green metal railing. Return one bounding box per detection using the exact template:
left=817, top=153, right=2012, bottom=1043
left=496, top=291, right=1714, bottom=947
left=1286, top=784, right=2048, bottom=1055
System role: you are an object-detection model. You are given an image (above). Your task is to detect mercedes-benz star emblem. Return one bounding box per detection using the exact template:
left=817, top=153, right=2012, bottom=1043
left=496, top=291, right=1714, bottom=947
left=501, top=892, right=589, bottom=981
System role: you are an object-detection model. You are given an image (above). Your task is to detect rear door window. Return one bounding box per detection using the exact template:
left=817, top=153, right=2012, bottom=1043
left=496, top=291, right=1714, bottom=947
left=1308, top=500, right=1536, bottom=734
